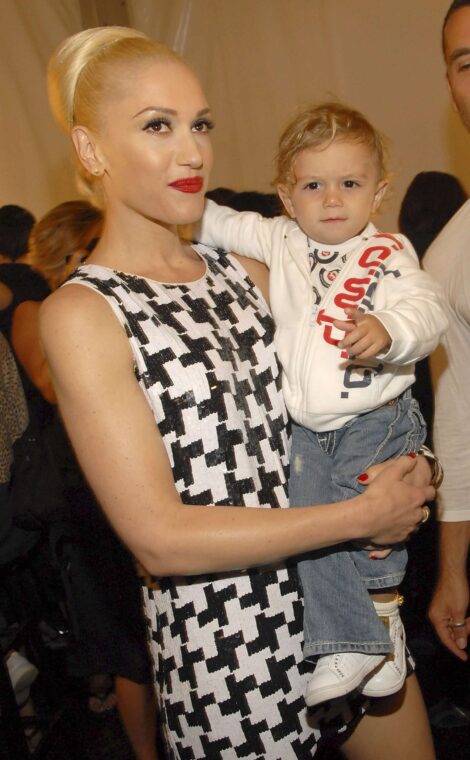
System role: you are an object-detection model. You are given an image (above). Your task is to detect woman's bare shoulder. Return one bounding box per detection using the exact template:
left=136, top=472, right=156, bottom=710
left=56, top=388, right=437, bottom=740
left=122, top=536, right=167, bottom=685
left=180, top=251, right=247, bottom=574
left=39, top=282, right=129, bottom=368
left=40, top=282, right=117, bottom=336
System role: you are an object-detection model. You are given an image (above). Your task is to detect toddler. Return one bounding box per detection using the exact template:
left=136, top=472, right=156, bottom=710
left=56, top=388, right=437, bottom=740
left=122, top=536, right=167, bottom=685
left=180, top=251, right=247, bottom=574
left=195, top=102, right=447, bottom=707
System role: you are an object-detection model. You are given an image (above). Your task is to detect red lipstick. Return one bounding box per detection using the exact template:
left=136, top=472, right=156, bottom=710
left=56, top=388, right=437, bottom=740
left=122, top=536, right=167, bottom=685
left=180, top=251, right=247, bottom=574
left=169, top=176, right=203, bottom=193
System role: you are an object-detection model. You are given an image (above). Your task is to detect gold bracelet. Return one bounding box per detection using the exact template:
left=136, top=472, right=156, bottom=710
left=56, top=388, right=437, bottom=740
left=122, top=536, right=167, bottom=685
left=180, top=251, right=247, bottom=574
left=418, top=445, right=444, bottom=489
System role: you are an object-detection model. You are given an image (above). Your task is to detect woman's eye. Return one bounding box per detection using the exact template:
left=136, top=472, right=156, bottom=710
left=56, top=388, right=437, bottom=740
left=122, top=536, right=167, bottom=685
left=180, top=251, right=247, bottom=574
left=192, top=119, right=215, bottom=133
left=144, top=118, right=171, bottom=134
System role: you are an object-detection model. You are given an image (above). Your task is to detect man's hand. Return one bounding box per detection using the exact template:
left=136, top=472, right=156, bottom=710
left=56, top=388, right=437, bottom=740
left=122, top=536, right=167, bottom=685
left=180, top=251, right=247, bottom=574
left=428, top=521, right=470, bottom=660
left=333, top=308, right=391, bottom=359
left=429, top=571, right=470, bottom=661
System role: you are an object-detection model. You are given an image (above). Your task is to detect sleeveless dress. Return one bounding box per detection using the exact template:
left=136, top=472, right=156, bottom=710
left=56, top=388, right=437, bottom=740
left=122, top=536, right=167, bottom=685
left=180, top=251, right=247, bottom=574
left=66, top=246, right=362, bottom=759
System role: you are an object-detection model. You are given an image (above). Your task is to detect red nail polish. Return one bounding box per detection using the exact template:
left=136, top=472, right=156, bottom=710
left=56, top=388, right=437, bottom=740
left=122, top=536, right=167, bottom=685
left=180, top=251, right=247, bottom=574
left=407, top=452, right=417, bottom=458
left=370, top=555, right=378, bottom=560
left=357, top=473, right=368, bottom=482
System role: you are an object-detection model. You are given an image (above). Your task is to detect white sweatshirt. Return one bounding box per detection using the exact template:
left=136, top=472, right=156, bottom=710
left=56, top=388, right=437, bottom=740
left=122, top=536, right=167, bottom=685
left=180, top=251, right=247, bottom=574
left=197, top=200, right=447, bottom=432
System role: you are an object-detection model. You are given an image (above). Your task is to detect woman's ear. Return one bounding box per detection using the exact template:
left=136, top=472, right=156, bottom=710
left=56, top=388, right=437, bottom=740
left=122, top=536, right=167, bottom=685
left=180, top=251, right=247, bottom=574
left=277, top=185, right=296, bottom=218
left=71, top=126, right=104, bottom=177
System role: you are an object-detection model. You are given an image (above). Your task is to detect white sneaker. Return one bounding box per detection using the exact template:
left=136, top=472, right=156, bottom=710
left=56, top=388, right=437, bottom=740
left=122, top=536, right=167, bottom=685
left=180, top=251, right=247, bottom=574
left=305, top=651, right=385, bottom=707
left=5, top=650, right=39, bottom=706
left=361, top=597, right=406, bottom=698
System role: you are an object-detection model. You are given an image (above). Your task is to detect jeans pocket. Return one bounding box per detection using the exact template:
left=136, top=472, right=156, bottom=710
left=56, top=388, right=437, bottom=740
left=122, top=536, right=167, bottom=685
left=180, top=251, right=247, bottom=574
left=360, top=394, right=425, bottom=470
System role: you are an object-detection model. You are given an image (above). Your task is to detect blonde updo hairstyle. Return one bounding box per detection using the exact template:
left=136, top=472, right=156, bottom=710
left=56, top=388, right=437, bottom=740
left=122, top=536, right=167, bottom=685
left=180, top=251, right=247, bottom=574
left=28, top=200, right=103, bottom=290
left=47, top=26, right=182, bottom=203
left=274, top=101, right=389, bottom=190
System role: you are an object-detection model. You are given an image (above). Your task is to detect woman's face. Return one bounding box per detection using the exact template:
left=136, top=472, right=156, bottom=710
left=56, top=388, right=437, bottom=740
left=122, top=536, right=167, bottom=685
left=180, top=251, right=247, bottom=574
left=81, top=57, right=214, bottom=228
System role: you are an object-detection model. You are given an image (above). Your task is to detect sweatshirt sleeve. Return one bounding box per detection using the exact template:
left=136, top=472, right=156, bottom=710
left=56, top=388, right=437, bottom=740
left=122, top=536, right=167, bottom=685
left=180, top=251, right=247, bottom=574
left=194, top=199, right=280, bottom=266
left=372, top=236, right=448, bottom=365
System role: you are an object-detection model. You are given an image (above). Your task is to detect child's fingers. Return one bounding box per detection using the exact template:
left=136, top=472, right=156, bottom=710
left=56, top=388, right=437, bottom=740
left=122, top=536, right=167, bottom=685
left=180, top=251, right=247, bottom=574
left=340, top=334, right=373, bottom=356
left=332, top=318, right=355, bottom=334
left=338, top=324, right=366, bottom=347
left=344, top=307, right=365, bottom=323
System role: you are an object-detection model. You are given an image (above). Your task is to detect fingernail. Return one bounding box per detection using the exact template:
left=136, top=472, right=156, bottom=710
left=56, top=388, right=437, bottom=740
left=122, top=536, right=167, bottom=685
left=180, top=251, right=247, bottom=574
left=407, top=452, right=417, bottom=458
left=457, top=639, right=467, bottom=649
left=357, top=473, right=368, bottom=482
left=370, top=554, right=378, bottom=560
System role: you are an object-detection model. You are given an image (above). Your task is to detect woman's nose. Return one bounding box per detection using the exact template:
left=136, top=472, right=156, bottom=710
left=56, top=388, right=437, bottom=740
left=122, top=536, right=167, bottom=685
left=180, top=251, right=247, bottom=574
left=177, top=131, right=204, bottom=168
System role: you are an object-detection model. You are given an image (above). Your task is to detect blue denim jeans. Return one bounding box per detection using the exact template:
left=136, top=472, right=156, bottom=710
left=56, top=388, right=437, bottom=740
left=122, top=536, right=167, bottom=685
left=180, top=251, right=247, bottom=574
left=289, top=390, right=426, bottom=658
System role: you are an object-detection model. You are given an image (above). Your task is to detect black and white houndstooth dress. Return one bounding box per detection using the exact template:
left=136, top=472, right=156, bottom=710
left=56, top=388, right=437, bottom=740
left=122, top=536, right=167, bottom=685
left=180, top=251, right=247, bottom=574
left=66, top=246, right=358, bottom=759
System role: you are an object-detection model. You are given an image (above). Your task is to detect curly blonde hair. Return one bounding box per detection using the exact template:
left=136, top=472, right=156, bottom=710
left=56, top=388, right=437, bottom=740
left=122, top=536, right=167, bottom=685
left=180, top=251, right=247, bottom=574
left=274, top=102, right=388, bottom=188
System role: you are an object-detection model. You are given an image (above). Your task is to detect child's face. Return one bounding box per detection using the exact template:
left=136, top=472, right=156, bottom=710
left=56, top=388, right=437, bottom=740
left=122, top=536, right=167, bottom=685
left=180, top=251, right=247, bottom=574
left=278, top=139, right=387, bottom=245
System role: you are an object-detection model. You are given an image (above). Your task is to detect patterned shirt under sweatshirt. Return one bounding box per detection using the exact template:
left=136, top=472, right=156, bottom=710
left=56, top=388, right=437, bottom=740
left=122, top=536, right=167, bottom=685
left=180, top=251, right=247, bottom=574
left=307, top=232, right=364, bottom=309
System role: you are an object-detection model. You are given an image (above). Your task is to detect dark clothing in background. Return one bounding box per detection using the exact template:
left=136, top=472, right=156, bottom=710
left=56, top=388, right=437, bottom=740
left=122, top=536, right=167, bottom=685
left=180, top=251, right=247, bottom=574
left=0, top=263, right=50, bottom=340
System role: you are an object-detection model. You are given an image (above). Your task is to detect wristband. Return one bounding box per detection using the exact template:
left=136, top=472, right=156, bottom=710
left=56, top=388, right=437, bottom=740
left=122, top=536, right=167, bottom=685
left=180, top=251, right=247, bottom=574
left=418, top=445, right=444, bottom=489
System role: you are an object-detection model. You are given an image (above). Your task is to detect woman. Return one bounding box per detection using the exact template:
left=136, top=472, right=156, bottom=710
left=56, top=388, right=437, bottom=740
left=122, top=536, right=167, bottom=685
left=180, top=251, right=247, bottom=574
left=40, top=27, right=436, bottom=759
left=12, top=200, right=102, bottom=403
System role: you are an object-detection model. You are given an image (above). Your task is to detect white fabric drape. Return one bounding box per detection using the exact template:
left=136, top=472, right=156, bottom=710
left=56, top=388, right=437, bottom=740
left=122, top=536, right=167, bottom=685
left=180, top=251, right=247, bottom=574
left=2, top=0, right=467, bottom=230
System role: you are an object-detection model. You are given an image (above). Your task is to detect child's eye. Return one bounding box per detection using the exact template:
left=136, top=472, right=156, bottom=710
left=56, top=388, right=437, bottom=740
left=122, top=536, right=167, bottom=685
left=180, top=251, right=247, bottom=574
left=143, top=118, right=171, bottom=134
left=192, top=118, right=215, bottom=133
left=343, top=180, right=359, bottom=189
left=305, top=181, right=320, bottom=190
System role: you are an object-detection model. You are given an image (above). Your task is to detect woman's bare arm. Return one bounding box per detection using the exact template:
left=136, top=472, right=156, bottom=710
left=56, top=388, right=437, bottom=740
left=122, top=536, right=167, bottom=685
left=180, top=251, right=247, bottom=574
left=0, top=282, right=12, bottom=310
left=39, top=285, right=434, bottom=577
left=12, top=300, right=57, bottom=404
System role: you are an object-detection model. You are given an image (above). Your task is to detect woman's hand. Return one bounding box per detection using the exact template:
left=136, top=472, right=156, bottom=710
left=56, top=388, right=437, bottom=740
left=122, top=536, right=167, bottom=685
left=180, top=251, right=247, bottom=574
left=356, top=455, right=435, bottom=547
left=362, top=452, right=432, bottom=489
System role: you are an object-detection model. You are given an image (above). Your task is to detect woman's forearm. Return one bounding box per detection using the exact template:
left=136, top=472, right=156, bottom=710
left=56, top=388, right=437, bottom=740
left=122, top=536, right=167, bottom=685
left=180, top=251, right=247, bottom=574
left=126, top=460, right=429, bottom=576
left=136, top=499, right=360, bottom=576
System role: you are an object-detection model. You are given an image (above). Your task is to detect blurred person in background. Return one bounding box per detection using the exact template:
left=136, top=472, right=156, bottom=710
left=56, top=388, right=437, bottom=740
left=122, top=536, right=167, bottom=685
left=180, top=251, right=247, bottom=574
left=12, top=199, right=159, bottom=760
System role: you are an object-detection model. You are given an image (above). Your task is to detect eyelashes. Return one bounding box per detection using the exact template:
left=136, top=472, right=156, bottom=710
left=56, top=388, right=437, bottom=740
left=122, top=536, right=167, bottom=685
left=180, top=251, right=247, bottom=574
left=143, top=117, right=171, bottom=133
left=193, top=118, right=215, bottom=133
left=143, top=117, right=215, bottom=134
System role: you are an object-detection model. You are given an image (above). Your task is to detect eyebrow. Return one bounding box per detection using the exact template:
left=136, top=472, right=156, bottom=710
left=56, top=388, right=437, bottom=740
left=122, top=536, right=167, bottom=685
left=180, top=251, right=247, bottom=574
left=132, top=106, right=212, bottom=119
left=296, top=172, right=369, bottom=181
left=448, top=46, right=470, bottom=64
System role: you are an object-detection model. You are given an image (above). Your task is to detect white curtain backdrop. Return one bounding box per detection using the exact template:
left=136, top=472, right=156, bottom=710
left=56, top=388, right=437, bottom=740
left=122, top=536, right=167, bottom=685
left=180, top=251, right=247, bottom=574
left=2, top=0, right=469, bottom=230
left=0, top=0, right=82, bottom=215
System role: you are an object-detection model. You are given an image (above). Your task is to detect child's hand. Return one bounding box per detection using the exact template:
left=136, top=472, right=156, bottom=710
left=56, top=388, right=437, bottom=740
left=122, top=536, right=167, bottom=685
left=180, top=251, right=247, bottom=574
left=333, top=308, right=392, bottom=359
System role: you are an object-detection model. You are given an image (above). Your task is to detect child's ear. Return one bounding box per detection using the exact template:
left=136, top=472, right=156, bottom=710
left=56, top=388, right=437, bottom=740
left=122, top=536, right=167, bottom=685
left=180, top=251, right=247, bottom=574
left=372, top=180, right=389, bottom=213
left=277, top=185, right=296, bottom=218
